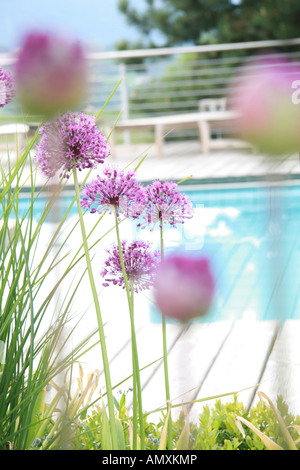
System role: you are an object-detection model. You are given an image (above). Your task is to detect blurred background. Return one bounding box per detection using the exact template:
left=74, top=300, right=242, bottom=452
left=2, top=0, right=300, bottom=53
left=1, top=0, right=300, bottom=145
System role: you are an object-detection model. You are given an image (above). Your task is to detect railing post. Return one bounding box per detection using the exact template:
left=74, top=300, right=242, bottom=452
left=119, top=61, right=130, bottom=145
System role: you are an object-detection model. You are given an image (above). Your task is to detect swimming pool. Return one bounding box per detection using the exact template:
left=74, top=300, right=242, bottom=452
left=184, top=183, right=300, bottom=323
left=152, top=183, right=300, bottom=323
left=14, top=182, right=300, bottom=323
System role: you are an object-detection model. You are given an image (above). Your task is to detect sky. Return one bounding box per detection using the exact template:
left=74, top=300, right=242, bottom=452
left=0, top=0, right=145, bottom=52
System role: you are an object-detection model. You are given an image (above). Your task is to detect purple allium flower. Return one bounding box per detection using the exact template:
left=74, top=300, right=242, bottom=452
left=0, top=67, right=15, bottom=108
left=15, top=31, right=87, bottom=115
left=230, top=55, right=300, bottom=155
left=81, top=167, right=146, bottom=219
left=101, top=240, right=160, bottom=293
left=35, top=112, right=110, bottom=179
left=154, top=254, right=215, bottom=321
left=140, top=180, right=193, bottom=230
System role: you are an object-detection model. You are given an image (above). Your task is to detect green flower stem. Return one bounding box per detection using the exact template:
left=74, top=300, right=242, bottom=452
left=72, top=168, right=118, bottom=450
left=160, top=224, right=172, bottom=449
left=114, top=210, right=145, bottom=450
left=130, top=281, right=139, bottom=450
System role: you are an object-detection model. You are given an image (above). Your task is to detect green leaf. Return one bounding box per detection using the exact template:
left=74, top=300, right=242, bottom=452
left=95, top=79, right=122, bottom=121
left=101, top=401, right=113, bottom=450
left=235, top=416, right=284, bottom=450
left=116, top=418, right=126, bottom=450
left=120, top=392, right=126, bottom=410
left=176, top=407, right=190, bottom=450
left=159, top=407, right=171, bottom=450
left=257, top=391, right=298, bottom=450
left=113, top=395, right=121, bottom=412
left=25, top=388, right=46, bottom=449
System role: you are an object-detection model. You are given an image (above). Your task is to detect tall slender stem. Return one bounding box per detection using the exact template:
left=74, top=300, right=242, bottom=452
left=114, top=211, right=145, bottom=450
left=130, top=282, right=138, bottom=449
left=72, top=168, right=118, bottom=450
left=160, top=224, right=172, bottom=449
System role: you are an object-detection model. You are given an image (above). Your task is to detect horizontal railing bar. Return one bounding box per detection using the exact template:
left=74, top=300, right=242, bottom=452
left=107, top=84, right=232, bottom=95
left=123, top=50, right=300, bottom=71
left=89, top=59, right=300, bottom=87
left=90, top=68, right=236, bottom=85
left=139, top=65, right=231, bottom=76
left=91, top=89, right=232, bottom=108
left=86, top=38, right=300, bottom=61
left=87, top=89, right=231, bottom=110
left=90, top=75, right=231, bottom=92
left=133, top=63, right=299, bottom=81
left=128, top=100, right=224, bottom=111
left=90, top=58, right=300, bottom=88
left=90, top=80, right=231, bottom=98
left=1, top=38, right=300, bottom=66
left=130, top=87, right=228, bottom=99
left=88, top=53, right=300, bottom=78
left=87, top=91, right=121, bottom=99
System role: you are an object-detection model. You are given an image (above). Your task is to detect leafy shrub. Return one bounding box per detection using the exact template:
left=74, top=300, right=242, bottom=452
left=66, top=393, right=300, bottom=450
left=190, top=394, right=300, bottom=450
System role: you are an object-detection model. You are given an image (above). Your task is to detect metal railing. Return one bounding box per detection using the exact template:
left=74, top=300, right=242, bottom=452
left=1, top=38, right=300, bottom=142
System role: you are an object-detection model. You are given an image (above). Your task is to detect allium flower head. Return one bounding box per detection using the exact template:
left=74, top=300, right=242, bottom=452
left=0, top=67, right=15, bottom=108
left=140, top=180, right=193, bottom=230
left=81, top=167, right=146, bottom=219
left=154, top=253, right=215, bottom=321
left=231, top=55, right=300, bottom=155
left=101, top=240, right=160, bottom=293
left=36, top=112, right=110, bottom=179
left=15, top=31, right=87, bottom=115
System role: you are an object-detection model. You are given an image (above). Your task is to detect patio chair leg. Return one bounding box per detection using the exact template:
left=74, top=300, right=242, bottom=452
left=155, top=124, right=164, bottom=158
left=198, top=120, right=211, bottom=153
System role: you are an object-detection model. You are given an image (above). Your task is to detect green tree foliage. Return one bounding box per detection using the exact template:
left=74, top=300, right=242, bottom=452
left=117, top=0, right=300, bottom=48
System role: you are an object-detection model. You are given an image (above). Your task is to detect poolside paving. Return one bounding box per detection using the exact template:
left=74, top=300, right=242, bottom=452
left=109, top=140, right=300, bottom=185
left=2, top=139, right=300, bottom=187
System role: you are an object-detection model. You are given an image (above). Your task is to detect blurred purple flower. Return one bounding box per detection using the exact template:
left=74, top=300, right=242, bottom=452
left=15, top=31, right=87, bottom=115
left=140, top=180, right=193, bottom=230
left=154, top=254, right=215, bottom=321
left=0, top=67, right=15, bottom=108
left=36, top=112, right=110, bottom=179
left=101, top=240, right=160, bottom=293
left=81, top=167, right=146, bottom=219
left=231, top=55, right=300, bottom=155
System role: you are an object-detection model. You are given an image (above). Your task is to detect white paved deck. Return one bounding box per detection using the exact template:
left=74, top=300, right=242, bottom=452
left=110, top=140, right=300, bottom=185
left=1, top=139, right=300, bottom=187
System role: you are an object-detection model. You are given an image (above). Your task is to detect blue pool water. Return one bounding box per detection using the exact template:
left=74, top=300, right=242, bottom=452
left=15, top=183, right=300, bottom=323
left=181, top=184, right=300, bottom=323
left=152, top=184, right=300, bottom=323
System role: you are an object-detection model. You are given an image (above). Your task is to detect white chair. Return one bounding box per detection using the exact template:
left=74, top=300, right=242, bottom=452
left=199, top=98, right=228, bottom=140
left=198, top=98, right=227, bottom=112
